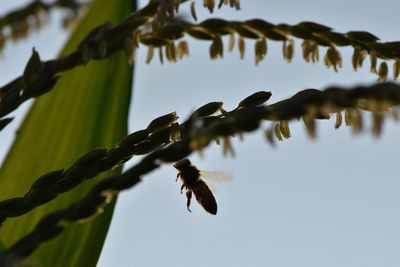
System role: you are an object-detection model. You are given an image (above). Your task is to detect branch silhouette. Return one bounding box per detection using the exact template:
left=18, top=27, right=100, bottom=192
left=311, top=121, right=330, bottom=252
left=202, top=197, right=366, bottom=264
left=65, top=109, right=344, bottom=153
left=0, top=81, right=399, bottom=266
left=1, top=0, right=399, bottom=132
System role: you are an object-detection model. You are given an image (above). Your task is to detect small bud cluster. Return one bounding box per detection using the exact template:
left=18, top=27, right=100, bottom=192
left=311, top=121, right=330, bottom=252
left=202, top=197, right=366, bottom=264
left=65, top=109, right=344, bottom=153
left=0, top=0, right=85, bottom=52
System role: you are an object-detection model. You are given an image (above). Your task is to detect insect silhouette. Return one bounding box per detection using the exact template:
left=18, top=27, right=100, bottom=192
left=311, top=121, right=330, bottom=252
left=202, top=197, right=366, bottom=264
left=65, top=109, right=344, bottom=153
left=173, top=159, right=218, bottom=215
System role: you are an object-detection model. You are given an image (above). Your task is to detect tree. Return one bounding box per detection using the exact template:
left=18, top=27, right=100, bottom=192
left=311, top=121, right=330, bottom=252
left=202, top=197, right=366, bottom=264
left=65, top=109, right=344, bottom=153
left=0, top=1, right=399, bottom=266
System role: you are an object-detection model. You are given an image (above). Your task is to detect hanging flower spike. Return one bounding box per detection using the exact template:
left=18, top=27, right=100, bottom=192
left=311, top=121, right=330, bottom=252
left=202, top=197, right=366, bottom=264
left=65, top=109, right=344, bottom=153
left=176, top=40, right=189, bottom=59
left=228, top=33, right=235, bottom=52
left=303, top=107, right=318, bottom=139
left=302, top=40, right=320, bottom=63
left=190, top=1, right=197, bottom=21
left=158, top=47, right=164, bottom=64
left=302, top=40, right=312, bottom=62
left=378, top=61, right=389, bottom=81
left=349, top=108, right=363, bottom=134
left=218, top=0, right=241, bottom=10
left=310, top=41, right=320, bottom=63
left=394, top=59, right=400, bottom=80
left=279, top=120, right=291, bottom=139
left=324, top=46, right=342, bottom=72
left=166, top=41, right=177, bottom=62
left=204, top=0, right=215, bottom=13
left=283, top=39, right=295, bottom=63
left=370, top=49, right=378, bottom=74
left=334, top=111, right=342, bottom=129
left=238, top=36, right=245, bottom=59
left=209, top=34, right=223, bottom=59
left=255, top=38, right=267, bottom=65
left=274, top=123, right=283, bottom=141
left=351, top=48, right=368, bottom=71
left=146, top=45, right=154, bottom=64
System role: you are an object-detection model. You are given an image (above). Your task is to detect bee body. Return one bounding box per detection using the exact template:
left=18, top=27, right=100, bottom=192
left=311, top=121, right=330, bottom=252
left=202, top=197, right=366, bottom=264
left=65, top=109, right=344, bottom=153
left=174, top=159, right=217, bottom=215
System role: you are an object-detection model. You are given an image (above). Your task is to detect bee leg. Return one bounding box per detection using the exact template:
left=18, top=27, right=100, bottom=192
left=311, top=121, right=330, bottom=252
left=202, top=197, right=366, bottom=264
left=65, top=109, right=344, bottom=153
left=180, top=184, right=185, bottom=194
left=186, top=190, right=192, bottom=212
left=176, top=173, right=181, bottom=182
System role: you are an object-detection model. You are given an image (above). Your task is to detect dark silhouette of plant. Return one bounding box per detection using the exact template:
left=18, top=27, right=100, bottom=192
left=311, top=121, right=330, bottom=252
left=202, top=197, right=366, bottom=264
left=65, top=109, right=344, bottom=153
left=0, top=1, right=399, bottom=266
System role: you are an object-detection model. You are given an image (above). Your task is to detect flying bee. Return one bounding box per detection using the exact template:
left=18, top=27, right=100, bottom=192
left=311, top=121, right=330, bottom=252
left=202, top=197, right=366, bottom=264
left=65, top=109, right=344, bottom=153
left=174, top=159, right=231, bottom=215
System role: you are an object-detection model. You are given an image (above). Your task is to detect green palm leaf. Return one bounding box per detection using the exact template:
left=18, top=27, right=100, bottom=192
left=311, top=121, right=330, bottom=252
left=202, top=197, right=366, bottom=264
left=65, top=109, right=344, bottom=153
left=0, top=0, right=135, bottom=266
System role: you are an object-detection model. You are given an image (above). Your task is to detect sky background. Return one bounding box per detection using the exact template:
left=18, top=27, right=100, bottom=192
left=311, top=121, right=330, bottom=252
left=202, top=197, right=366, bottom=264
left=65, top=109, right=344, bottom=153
left=1, top=1, right=400, bottom=267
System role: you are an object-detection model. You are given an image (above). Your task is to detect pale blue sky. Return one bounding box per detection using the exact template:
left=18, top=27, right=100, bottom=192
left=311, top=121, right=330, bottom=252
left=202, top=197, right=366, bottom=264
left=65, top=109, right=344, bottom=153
left=1, top=1, right=400, bottom=267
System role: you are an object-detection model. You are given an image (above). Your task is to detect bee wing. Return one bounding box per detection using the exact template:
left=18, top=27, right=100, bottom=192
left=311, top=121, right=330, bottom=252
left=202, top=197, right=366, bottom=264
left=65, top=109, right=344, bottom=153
left=192, top=181, right=217, bottom=215
left=199, top=171, right=233, bottom=184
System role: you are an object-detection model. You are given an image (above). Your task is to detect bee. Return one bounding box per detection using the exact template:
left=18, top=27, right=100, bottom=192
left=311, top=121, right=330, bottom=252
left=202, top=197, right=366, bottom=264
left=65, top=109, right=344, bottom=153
left=173, top=159, right=218, bottom=215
